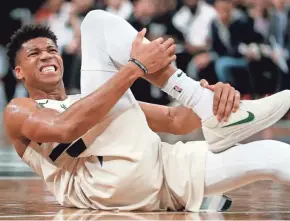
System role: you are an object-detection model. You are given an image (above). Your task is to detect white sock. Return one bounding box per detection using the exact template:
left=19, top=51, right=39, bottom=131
left=193, top=88, right=214, bottom=121
left=162, top=69, right=214, bottom=121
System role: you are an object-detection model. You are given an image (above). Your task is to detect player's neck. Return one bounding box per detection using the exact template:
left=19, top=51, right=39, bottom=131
left=28, top=83, right=68, bottom=101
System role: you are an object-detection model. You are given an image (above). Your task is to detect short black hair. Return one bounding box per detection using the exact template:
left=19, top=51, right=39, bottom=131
left=6, top=24, right=58, bottom=69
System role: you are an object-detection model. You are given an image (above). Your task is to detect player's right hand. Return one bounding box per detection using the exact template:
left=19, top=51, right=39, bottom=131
left=130, top=28, right=176, bottom=74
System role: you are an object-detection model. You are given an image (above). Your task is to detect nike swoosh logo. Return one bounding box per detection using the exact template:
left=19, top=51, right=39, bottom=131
left=177, top=72, right=183, bottom=77
left=222, top=111, right=255, bottom=128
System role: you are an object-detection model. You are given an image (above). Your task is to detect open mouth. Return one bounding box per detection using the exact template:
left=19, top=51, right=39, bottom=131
left=40, top=65, right=58, bottom=73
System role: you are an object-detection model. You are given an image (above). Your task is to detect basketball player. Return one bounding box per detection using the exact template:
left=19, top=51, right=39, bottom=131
left=4, top=10, right=290, bottom=212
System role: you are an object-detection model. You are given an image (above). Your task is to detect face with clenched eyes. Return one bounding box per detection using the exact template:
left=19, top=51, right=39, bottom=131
left=14, top=37, right=64, bottom=90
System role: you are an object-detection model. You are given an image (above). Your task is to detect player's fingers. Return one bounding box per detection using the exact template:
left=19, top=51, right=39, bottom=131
left=223, top=88, right=235, bottom=122
left=163, top=38, right=175, bottom=49
left=213, top=83, right=223, bottom=116
left=208, top=85, right=215, bottom=91
left=165, top=55, right=177, bottom=66
left=217, top=85, right=230, bottom=121
left=200, top=80, right=215, bottom=92
left=170, top=55, right=177, bottom=62
left=166, top=44, right=176, bottom=56
left=200, top=79, right=209, bottom=88
left=135, top=28, right=147, bottom=45
left=233, top=90, right=241, bottom=113
left=153, top=37, right=165, bottom=45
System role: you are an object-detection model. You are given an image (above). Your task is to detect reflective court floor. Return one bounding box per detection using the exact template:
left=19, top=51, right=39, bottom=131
left=2, top=122, right=290, bottom=220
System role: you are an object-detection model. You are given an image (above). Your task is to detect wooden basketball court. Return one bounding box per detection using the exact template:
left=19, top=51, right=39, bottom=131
left=1, top=122, right=290, bottom=220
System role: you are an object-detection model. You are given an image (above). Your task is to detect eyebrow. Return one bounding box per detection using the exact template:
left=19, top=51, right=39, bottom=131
left=47, top=45, right=57, bottom=49
left=26, top=45, right=57, bottom=52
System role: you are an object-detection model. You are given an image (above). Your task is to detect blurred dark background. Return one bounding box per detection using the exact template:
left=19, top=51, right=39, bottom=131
left=2, top=0, right=290, bottom=107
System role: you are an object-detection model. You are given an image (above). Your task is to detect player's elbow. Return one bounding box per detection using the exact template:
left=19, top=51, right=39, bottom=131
left=57, top=129, right=75, bottom=143
left=24, top=124, right=78, bottom=144
left=58, top=123, right=93, bottom=143
left=170, top=122, right=195, bottom=135
left=169, top=106, right=201, bottom=135
left=169, top=116, right=199, bottom=135
left=57, top=125, right=81, bottom=143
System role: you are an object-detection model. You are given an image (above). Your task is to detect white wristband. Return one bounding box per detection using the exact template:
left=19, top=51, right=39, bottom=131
left=161, top=69, right=204, bottom=108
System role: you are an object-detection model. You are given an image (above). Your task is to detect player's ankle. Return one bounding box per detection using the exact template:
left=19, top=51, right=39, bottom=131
left=161, top=70, right=214, bottom=121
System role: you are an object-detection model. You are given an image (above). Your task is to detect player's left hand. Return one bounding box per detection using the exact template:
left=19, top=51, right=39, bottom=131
left=200, top=79, right=240, bottom=122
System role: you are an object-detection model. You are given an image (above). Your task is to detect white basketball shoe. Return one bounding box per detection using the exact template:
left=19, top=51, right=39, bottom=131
left=200, top=195, right=232, bottom=212
left=202, top=90, right=290, bottom=153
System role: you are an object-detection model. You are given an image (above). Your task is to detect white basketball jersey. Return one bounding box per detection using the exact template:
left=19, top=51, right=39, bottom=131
left=22, top=95, right=175, bottom=211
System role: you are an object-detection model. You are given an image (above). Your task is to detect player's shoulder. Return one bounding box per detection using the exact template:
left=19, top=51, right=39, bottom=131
left=5, top=97, right=36, bottom=112
left=4, top=98, right=37, bottom=140
left=4, top=97, right=37, bottom=123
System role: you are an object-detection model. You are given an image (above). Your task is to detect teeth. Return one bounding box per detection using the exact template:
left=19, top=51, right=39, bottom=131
left=41, top=66, right=56, bottom=72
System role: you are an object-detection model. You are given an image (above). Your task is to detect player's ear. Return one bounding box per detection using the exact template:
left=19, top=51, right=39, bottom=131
left=15, top=66, right=25, bottom=80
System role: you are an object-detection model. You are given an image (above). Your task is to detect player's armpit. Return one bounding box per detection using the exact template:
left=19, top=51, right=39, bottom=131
left=4, top=98, right=71, bottom=144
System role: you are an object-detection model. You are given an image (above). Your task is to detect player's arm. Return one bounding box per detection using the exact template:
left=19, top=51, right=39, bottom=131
left=4, top=64, right=143, bottom=144
left=4, top=29, right=175, bottom=144
left=139, top=81, right=240, bottom=134
left=139, top=102, right=201, bottom=135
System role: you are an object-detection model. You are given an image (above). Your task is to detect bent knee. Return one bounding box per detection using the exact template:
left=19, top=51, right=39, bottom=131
left=81, top=10, right=110, bottom=30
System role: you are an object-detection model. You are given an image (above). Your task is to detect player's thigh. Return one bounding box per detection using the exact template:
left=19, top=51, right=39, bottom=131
left=161, top=141, right=208, bottom=209
left=81, top=70, right=117, bottom=96
left=204, top=140, right=290, bottom=195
